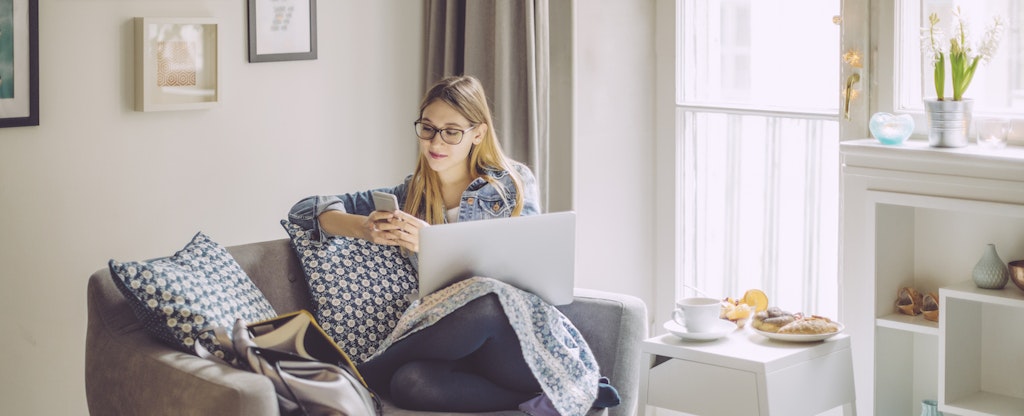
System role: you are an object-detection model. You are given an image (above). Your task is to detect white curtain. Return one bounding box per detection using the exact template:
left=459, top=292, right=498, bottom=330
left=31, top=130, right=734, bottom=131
left=424, top=0, right=551, bottom=210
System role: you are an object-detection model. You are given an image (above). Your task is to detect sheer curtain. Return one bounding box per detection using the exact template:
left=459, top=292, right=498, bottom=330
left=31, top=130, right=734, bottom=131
left=424, top=0, right=552, bottom=209
left=676, top=0, right=841, bottom=318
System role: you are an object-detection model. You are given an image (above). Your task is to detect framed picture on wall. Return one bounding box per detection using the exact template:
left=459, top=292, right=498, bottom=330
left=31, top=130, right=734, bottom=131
left=0, top=0, right=40, bottom=128
left=247, top=0, right=317, bottom=62
left=134, top=17, right=219, bottom=112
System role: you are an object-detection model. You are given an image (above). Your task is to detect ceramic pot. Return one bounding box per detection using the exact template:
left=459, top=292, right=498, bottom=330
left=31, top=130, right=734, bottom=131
left=920, top=399, right=943, bottom=416
left=972, top=243, right=1009, bottom=289
left=1009, top=260, right=1024, bottom=293
left=924, top=98, right=973, bottom=148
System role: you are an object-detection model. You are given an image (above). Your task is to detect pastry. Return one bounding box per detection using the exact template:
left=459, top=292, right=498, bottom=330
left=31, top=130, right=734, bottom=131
left=777, top=316, right=840, bottom=335
left=752, top=307, right=796, bottom=333
left=720, top=299, right=752, bottom=322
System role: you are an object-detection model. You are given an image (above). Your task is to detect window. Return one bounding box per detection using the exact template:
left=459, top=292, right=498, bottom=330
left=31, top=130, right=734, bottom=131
left=887, top=0, right=1023, bottom=135
left=676, top=0, right=841, bottom=317
left=667, top=0, right=1023, bottom=321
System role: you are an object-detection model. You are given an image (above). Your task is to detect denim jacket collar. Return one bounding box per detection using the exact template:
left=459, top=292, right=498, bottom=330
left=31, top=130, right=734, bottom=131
left=465, top=168, right=510, bottom=193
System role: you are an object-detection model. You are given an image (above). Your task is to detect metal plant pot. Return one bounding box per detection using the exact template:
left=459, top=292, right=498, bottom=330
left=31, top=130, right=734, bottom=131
left=924, top=99, right=973, bottom=148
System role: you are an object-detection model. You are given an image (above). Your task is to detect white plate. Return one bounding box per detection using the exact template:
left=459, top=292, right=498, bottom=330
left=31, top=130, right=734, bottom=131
left=753, top=321, right=845, bottom=342
left=663, top=319, right=737, bottom=342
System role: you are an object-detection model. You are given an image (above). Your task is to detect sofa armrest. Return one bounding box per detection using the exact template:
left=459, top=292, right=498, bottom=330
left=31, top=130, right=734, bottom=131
left=86, top=270, right=280, bottom=416
left=559, top=288, right=648, bottom=416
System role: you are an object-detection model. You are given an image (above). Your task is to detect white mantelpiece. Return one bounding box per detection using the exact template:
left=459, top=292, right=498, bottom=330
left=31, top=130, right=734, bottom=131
left=841, top=139, right=1024, bottom=416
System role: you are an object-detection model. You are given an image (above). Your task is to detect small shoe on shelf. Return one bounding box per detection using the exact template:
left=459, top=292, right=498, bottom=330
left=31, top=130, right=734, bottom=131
left=921, top=292, right=939, bottom=322
left=896, top=287, right=922, bottom=316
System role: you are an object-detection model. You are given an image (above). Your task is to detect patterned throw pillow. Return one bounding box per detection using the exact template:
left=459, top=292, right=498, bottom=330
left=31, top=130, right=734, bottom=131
left=108, top=232, right=278, bottom=357
left=281, top=220, right=417, bottom=363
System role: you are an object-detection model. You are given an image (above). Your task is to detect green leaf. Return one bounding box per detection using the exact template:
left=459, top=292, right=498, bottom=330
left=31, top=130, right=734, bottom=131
left=949, top=50, right=968, bottom=100
left=954, top=57, right=981, bottom=101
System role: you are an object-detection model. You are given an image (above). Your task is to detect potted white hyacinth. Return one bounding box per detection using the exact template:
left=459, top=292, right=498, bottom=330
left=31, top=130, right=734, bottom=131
left=921, top=7, right=1004, bottom=147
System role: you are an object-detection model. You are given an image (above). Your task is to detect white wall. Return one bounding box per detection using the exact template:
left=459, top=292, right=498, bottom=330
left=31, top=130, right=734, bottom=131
left=0, top=1, right=423, bottom=414
left=574, top=0, right=657, bottom=306
left=0, top=0, right=657, bottom=414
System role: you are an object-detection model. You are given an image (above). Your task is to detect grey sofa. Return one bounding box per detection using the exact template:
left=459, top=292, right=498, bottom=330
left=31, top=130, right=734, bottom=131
left=86, top=238, right=648, bottom=416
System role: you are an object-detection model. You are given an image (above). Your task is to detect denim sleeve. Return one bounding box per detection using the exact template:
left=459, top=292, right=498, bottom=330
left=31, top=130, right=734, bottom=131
left=287, top=196, right=345, bottom=242
left=287, top=180, right=410, bottom=242
left=515, top=163, right=542, bottom=216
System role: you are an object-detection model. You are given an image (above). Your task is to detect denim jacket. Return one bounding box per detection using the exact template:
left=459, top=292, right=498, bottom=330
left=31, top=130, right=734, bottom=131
left=288, top=163, right=540, bottom=268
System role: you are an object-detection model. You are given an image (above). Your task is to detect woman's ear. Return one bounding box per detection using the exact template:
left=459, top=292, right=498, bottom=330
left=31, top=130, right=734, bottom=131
left=473, top=123, right=488, bottom=144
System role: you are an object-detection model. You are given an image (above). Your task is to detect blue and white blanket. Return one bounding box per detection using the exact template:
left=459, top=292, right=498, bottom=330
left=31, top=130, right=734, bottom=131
left=369, top=276, right=600, bottom=416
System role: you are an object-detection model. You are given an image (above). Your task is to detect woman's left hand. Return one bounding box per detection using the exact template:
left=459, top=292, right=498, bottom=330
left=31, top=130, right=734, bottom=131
left=375, top=210, right=429, bottom=252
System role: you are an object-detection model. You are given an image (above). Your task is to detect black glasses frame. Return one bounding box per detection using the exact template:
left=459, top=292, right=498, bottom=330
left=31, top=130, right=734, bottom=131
left=414, top=121, right=476, bottom=145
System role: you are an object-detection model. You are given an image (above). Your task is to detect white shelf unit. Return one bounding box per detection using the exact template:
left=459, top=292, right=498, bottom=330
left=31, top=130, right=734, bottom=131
left=840, top=139, right=1024, bottom=416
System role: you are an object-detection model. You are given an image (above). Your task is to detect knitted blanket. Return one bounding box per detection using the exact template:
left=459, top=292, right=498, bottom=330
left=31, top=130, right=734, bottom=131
left=369, top=277, right=600, bottom=415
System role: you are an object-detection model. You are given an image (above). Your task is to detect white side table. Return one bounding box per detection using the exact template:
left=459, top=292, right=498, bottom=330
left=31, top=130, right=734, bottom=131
left=638, top=328, right=855, bottom=416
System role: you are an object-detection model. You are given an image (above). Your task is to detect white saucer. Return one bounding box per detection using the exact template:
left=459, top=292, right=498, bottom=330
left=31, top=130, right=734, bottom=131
left=663, top=319, right=736, bottom=341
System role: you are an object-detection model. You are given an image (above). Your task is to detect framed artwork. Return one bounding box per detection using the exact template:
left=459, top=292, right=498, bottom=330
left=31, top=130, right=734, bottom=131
left=247, top=0, right=317, bottom=62
left=134, top=17, right=219, bottom=112
left=0, top=0, right=39, bottom=128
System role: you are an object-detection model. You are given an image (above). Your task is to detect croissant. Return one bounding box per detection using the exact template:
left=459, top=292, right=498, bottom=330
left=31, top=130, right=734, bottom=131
left=777, top=317, right=840, bottom=335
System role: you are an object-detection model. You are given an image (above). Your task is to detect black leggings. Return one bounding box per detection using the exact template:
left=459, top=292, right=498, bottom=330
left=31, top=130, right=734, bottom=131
left=356, top=294, right=542, bottom=412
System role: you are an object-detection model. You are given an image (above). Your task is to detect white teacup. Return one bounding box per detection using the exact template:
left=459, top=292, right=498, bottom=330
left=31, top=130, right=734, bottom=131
left=672, top=297, right=721, bottom=333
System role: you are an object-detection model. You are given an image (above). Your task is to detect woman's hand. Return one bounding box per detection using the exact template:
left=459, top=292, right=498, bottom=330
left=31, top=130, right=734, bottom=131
left=366, top=210, right=429, bottom=252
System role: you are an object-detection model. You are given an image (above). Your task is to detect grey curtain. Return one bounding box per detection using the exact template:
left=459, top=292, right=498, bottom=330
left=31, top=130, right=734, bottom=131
left=424, top=0, right=551, bottom=210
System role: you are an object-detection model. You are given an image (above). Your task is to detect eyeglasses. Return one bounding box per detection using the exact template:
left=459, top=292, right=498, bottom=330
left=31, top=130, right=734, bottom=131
left=414, top=121, right=476, bottom=145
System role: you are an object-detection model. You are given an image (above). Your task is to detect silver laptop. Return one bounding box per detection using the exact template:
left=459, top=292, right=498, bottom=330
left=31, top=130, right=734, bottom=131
left=417, top=211, right=576, bottom=305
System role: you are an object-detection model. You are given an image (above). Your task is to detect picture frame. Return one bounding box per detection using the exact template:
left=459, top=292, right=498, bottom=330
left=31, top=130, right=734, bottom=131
left=134, top=17, right=219, bottom=112
left=247, top=0, right=317, bottom=62
left=0, top=0, right=40, bottom=128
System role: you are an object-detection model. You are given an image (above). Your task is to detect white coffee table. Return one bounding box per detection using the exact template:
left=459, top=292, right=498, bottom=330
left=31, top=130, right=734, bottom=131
left=638, top=325, right=855, bottom=416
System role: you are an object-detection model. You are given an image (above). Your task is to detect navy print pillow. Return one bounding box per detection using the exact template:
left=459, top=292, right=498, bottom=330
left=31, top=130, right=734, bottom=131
left=281, top=220, right=417, bottom=362
left=109, top=232, right=278, bottom=357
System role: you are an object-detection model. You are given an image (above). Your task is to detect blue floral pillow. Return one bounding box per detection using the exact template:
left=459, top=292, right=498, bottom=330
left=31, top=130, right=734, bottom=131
left=108, top=232, right=278, bottom=357
left=281, top=220, right=417, bottom=362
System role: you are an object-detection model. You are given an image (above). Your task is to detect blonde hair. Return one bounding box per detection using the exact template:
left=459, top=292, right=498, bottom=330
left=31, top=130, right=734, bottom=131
left=404, top=75, right=525, bottom=224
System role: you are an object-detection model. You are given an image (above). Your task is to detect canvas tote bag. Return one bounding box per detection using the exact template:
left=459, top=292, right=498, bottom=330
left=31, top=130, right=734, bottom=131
left=198, top=311, right=381, bottom=415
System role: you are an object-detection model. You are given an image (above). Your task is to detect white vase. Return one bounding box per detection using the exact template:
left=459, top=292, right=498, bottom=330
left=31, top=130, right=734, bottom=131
left=972, top=243, right=1009, bottom=289
left=924, top=98, right=973, bottom=148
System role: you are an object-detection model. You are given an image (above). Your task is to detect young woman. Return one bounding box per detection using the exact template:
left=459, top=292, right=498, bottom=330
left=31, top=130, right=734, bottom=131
left=290, top=75, right=539, bottom=256
left=288, top=76, right=613, bottom=414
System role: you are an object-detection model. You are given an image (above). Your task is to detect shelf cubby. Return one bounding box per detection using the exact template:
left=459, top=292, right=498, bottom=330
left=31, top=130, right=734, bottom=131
left=940, top=281, right=1024, bottom=416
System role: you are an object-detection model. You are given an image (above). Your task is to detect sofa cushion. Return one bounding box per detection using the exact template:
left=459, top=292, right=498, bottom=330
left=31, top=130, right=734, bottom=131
left=108, top=232, right=278, bottom=357
left=281, top=220, right=417, bottom=363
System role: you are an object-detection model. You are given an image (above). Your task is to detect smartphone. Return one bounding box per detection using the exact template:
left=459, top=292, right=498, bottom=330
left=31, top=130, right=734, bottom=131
left=372, top=191, right=399, bottom=212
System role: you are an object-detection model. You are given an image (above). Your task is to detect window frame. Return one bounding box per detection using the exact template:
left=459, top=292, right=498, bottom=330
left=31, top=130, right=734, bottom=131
left=873, top=0, right=1024, bottom=142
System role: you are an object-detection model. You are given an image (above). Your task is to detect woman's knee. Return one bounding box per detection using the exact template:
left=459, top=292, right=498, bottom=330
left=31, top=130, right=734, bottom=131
left=460, top=293, right=505, bottom=319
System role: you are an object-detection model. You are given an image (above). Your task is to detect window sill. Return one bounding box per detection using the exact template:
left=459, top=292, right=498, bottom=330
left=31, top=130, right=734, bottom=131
left=840, top=138, right=1024, bottom=183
